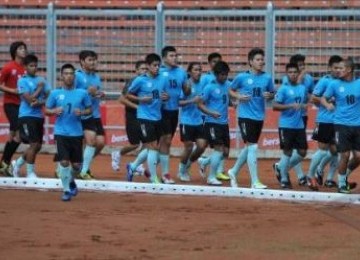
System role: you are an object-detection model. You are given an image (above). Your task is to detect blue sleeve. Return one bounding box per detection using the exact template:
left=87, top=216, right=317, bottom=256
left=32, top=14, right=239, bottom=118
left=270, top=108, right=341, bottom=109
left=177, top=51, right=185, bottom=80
left=17, top=78, right=29, bottom=95
left=312, top=78, right=327, bottom=97
left=266, top=76, right=275, bottom=92
left=201, top=84, right=212, bottom=102
left=128, top=77, right=141, bottom=94
left=230, top=75, right=240, bottom=90
left=75, top=72, right=84, bottom=89
left=46, top=91, right=56, bottom=109
left=274, top=86, right=285, bottom=104
left=323, top=81, right=335, bottom=99
left=83, top=91, right=92, bottom=107
left=307, top=75, right=315, bottom=93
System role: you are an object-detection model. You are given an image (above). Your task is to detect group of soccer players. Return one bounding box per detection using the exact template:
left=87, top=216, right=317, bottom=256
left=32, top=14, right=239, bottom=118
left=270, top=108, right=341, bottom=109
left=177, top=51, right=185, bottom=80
left=0, top=41, right=358, bottom=202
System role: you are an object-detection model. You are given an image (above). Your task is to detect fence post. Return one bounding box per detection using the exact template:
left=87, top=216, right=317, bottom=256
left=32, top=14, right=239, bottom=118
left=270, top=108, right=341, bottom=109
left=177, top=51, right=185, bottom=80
left=45, top=2, right=55, bottom=145
left=155, top=1, right=165, bottom=54
left=265, top=1, right=274, bottom=77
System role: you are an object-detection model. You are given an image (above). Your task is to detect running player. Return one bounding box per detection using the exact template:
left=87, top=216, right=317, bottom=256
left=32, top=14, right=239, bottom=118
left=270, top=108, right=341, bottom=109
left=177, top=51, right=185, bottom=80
left=198, top=61, right=231, bottom=186
left=75, top=50, right=105, bottom=179
left=308, top=55, right=342, bottom=188
left=227, top=48, right=274, bottom=189
left=321, top=57, right=359, bottom=193
left=126, top=53, right=169, bottom=183
left=45, top=63, right=92, bottom=201
left=11, top=54, right=50, bottom=178
left=0, top=41, right=27, bottom=175
left=158, top=46, right=188, bottom=184
left=177, top=62, right=207, bottom=182
left=273, top=63, right=308, bottom=189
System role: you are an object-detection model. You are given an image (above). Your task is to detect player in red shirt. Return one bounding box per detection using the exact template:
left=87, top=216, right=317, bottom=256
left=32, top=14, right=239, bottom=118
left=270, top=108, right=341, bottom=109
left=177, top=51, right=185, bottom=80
left=0, top=41, right=27, bottom=175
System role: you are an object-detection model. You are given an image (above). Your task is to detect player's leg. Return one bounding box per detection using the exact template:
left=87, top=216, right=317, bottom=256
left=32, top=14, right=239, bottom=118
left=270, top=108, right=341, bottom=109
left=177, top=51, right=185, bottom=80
left=276, top=128, right=295, bottom=189
left=0, top=104, right=21, bottom=175
left=178, top=124, right=194, bottom=182
left=335, top=125, right=352, bottom=193
left=68, top=137, right=84, bottom=198
left=79, top=118, right=97, bottom=179
left=55, top=136, right=73, bottom=201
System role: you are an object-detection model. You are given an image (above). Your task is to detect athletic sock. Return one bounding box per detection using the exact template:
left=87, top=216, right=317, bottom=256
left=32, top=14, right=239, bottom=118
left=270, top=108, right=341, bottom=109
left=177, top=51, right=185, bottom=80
left=81, top=145, right=96, bottom=174
left=209, top=151, right=223, bottom=180
left=216, top=157, right=225, bottom=174
left=247, top=144, right=259, bottom=184
left=26, top=163, right=35, bottom=174
left=159, top=154, right=170, bottom=177
left=278, top=154, right=290, bottom=182
left=308, top=149, right=327, bottom=178
left=338, top=173, right=347, bottom=187
left=59, top=165, right=71, bottom=192
left=147, top=149, right=159, bottom=182
left=230, top=146, right=248, bottom=176
left=130, top=149, right=148, bottom=171
left=317, top=150, right=332, bottom=173
left=289, top=152, right=305, bottom=179
left=178, top=162, right=186, bottom=175
left=15, top=156, right=25, bottom=168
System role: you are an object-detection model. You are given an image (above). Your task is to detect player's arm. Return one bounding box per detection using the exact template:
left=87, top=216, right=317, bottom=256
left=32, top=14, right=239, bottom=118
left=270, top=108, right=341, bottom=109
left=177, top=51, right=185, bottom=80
left=179, top=96, right=201, bottom=106
left=74, top=106, right=92, bottom=116
left=119, top=94, right=138, bottom=109
left=273, top=101, right=303, bottom=111
left=228, top=88, right=251, bottom=102
left=197, top=86, right=220, bottom=118
left=320, top=82, right=335, bottom=111
left=45, top=94, right=63, bottom=116
left=263, top=79, right=275, bottom=100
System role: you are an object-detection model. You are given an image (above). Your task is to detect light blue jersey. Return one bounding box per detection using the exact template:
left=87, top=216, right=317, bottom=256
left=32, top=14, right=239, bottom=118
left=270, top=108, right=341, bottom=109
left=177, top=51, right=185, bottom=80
left=128, top=74, right=166, bottom=121
left=201, top=80, right=230, bottom=124
left=18, top=75, right=50, bottom=118
left=282, top=73, right=314, bottom=116
left=200, top=71, right=215, bottom=88
left=75, top=69, right=102, bottom=119
left=275, top=82, right=307, bottom=129
left=160, top=65, right=187, bottom=111
left=46, top=88, right=92, bottom=136
left=231, top=70, right=274, bottom=121
left=312, top=75, right=335, bottom=123
left=179, top=79, right=203, bottom=125
left=323, top=78, right=360, bottom=126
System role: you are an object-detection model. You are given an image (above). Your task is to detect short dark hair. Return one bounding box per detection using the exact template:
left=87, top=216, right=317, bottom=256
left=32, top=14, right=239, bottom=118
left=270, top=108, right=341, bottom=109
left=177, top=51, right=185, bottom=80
left=289, top=54, right=306, bottom=64
left=213, top=61, right=230, bottom=76
left=9, top=41, right=27, bottom=60
left=61, top=63, right=76, bottom=74
left=343, top=57, right=355, bottom=72
left=23, top=54, right=38, bottom=65
left=248, top=48, right=264, bottom=62
left=328, top=55, right=343, bottom=67
left=135, top=60, right=146, bottom=69
left=145, top=53, right=161, bottom=64
left=161, top=46, right=176, bottom=58
left=79, top=50, right=97, bottom=61
left=187, top=62, right=201, bottom=73
left=207, top=52, right=222, bottom=63
left=286, top=63, right=299, bottom=71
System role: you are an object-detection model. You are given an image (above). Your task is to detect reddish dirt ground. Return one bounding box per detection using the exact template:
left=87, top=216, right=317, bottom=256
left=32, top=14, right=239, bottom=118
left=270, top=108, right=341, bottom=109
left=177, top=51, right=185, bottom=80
left=1, top=153, right=360, bottom=259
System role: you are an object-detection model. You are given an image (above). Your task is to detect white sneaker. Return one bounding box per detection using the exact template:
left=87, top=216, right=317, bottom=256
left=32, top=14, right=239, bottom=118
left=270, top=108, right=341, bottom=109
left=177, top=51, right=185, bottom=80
left=27, top=172, right=38, bottom=179
left=177, top=172, right=191, bottom=182
left=135, top=164, right=145, bottom=176
left=11, top=160, right=20, bottom=178
left=161, top=174, right=175, bottom=184
left=207, top=178, right=222, bottom=186
left=227, top=169, right=238, bottom=188
left=251, top=181, right=267, bottom=189
left=197, top=157, right=207, bottom=178
left=111, top=150, right=120, bottom=171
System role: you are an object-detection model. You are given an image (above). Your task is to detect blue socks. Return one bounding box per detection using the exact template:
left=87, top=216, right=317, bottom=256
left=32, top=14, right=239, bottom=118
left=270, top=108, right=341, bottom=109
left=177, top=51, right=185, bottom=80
left=247, top=144, right=259, bottom=184
left=230, top=146, right=248, bottom=177
left=59, top=164, right=71, bottom=192
left=159, top=153, right=170, bottom=177
left=209, top=151, right=223, bottom=180
left=327, top=154, right=338, bottom=181
left=130, top=149, right=148, bottom=171
left=278, top=154, right=290, bottom=182
left=216, top=158, right=225, bottom=174
left=147, top=149, right=159, bottom=182
left=289, top=152, right=305, bottom=179
left=81, top=145, right=96, bottom=174
left=308, top=149, right=327, bottom=178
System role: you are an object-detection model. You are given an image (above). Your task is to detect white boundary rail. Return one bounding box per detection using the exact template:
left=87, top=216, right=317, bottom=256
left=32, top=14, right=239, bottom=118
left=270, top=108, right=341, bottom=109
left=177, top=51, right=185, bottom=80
left=0, top=177, right=359, bottom=205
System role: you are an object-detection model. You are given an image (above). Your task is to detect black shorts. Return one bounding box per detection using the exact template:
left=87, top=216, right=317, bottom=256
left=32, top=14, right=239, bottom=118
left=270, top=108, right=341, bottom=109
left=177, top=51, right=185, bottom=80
left=334, top=124, right=360, bottom=153
left=139, top=119, right=162, bottom=143
left=55, top=135, right=83, bottom=163
left=4, top=103, right=19, bottom=132
left=126, top=115, right=141, bottom=145
left=161, top=110, right=179, bottom=137
left=238, top=118, right=263, bottom=144
left=312, top=122, right=335, bottom=144
left=279, top=128, right=308, bottom=150
left=18, top=117, right=44, bottom=144
left=204, top=123, right=230, bottom=147
left=81, top=117, right=105, bottom=136
left=303, top=116, right=308, bottom=129
left=179, top=124, right=205, bottom=142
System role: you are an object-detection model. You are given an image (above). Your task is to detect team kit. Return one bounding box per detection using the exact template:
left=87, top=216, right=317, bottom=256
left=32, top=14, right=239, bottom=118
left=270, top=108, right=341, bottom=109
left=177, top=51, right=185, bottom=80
left=0, top=41, right=358, bottom=201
